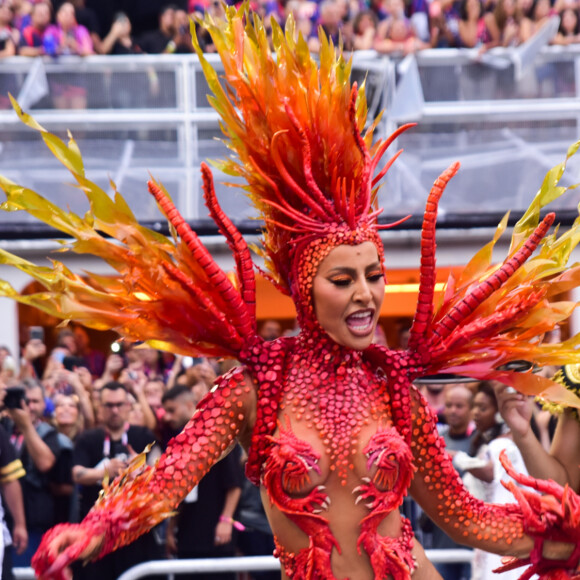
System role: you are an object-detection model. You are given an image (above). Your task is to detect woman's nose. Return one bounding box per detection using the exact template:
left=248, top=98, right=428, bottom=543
left=353, top=279, right=372, bottom=302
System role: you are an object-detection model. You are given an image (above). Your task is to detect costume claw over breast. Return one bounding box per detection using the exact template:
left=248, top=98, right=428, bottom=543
left=0, top=4, right=580, bottom=580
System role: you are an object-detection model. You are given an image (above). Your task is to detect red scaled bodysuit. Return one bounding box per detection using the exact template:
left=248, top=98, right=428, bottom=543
left=0, top=6, right=580, bottom=580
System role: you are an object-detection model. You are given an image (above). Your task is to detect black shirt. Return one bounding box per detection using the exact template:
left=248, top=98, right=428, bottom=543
left=73, top=425, right=156, bottom=519
left=137, top=29, right=173, bottom=54
left=176, top=445, right=244, bottom=553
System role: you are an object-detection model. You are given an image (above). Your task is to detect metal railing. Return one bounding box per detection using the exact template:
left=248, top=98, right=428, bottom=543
left=12, top=549, right=474, bottom=579
left=1, top=43, right=580, bottom=234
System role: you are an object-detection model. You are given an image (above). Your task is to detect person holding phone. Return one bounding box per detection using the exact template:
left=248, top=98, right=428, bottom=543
left=1, top=379, right=70, bottom=567
left=0, top=389, right=27, bottom=580
left=18, top=328, right=47, bottom=383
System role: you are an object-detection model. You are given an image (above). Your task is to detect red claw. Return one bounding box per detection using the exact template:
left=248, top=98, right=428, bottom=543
left=496, top=450, right=580, bottom=580
left=32, top=522, right=106, bottom=580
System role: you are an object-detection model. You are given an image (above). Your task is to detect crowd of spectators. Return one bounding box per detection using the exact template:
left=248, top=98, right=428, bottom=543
left=0, top=0, right=576, bottom=63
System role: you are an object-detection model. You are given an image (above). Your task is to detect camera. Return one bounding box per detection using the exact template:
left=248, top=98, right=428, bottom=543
left=63, top=355, right=86, bottom=372
left=4, top=386, right=26, bottom=410
left=29, top=326, right=44, bottom=341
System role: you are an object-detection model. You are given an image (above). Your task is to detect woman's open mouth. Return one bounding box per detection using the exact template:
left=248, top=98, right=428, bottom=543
left=346, top=309, right=375, bottom=337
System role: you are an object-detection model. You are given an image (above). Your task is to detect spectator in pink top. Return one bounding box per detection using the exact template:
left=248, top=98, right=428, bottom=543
left=0, top=0, right=19, bottom=58
left=44, top=2, right=93, bottom=111
left=43, top=1, right=92, bottom=57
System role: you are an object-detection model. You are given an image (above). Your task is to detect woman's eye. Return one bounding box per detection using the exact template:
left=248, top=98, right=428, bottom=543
left=367, top=273, right=384, bottom=283
left=330, top=277, right=351, bottom=287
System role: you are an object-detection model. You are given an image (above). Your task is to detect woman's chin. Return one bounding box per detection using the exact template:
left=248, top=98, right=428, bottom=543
left=331, top=330, right=375, bottom=351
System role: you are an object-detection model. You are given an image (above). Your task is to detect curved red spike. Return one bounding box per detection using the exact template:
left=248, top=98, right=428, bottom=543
left=260, top=199, right=327, bottom=232
left=430, top=212, right=556, bottom=346
left=369, top=123, right=416, bottom=176
left=161, top=261, right=242, bottom=353
left=247, top=156, right=325, bottom=231
left=201, top=163, right=257, bottom=325
left=270, top=132, right=329, bottom=221
left=148, top=180, right=253, bottom=341
left=349, top=84, right=372, bottom=216
left=283, top=103, right=340, bottom=222
left=375, top=214, right=412, bottom=230
left=408, top=163, right=460, bottom=349
left=372, top=150, right=404, bottom=189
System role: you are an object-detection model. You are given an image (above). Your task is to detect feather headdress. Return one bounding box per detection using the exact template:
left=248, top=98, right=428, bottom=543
left=191, top=6, right=410, bottom=303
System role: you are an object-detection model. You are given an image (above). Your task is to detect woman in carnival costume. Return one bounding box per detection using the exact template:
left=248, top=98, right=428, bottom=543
left=0, top=6, right=580, bottom=580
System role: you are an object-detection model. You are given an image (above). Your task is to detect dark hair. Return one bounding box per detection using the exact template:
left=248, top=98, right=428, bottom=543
left=469, top=381, right=502, bottom=456
left=352, top=9, right=378, bottom=33
left=162, top=384, right=194, bottom=404
left=475, top=381, right=498, bottom=409
left=160, top=4, right=179, bottom=17
left=101, top=381, right=127, bottom=395
left=459, top=0, right=482, bottom=21
left=559, top=6, right=580, bottom=35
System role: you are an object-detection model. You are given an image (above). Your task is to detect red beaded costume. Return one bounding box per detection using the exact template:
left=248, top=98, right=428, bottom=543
left=0, top=6, right=580, bottom=580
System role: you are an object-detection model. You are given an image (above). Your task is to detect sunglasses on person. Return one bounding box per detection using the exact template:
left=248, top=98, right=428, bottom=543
left=102, top=401, right=129, bottom=410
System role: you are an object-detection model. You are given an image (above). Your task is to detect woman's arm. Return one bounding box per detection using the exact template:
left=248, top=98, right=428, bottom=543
left=412, top=541, right=444, bottom=580
left=458, top=20, right=478, bottom=48
left=408, top=386, right=572, bottom=561
left=549, top=410, right=580, bottom=491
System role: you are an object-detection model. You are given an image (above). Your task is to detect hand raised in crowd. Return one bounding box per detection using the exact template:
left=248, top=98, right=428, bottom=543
left=101, top=353, right=125, bottom=382
left=22, top=339, right=47, bottom=364
left=120, top=367, right=146, bottom=395
left=494, top=383, right=532, bottom=438
left=119, top=368, right=157, bottom=431
left=5, top=390, right=34, bottom=433
left=20, top=338, right=47, bottom=381
left=104, top=454, right=130, bottom=480
left=73, top=365, right=93, bottom=392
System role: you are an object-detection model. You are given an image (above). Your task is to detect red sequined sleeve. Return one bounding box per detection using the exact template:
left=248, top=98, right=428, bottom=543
left=407, top=386, right=533, bottom=558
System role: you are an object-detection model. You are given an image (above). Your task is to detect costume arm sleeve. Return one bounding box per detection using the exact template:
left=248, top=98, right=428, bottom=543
left=408, top=386, right=533, bottom=558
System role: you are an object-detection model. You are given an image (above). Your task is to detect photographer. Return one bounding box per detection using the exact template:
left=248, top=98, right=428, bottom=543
left=0, top=387, right=27, bottom=580
left=2, top=379, right=71, bottom=567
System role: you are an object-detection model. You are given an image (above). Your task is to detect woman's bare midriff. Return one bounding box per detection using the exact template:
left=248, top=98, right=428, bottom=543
left=260, top=411, right=413, bottom=580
